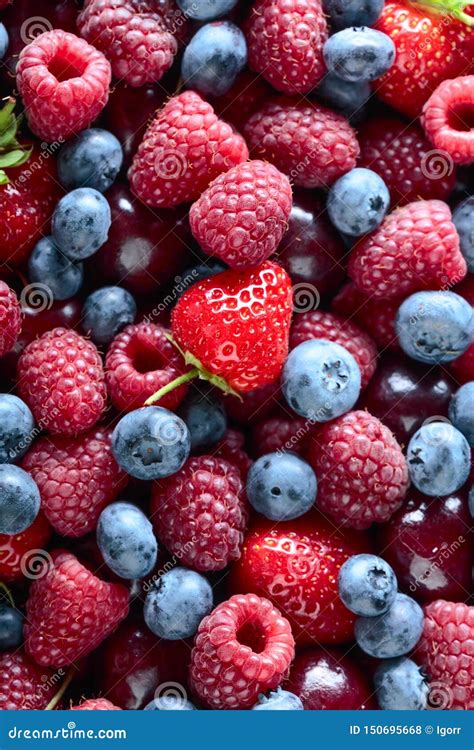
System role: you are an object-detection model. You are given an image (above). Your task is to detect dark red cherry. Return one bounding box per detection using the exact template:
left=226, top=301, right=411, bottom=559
left=89, top=184, right=193, bottom=298
left=377, top=490, right=472, bottom=603
left=286, top=648, right=377, bottom=709
left=360, top=353, right=455, bottom=446
left=274, top=189, right=346, bottom=298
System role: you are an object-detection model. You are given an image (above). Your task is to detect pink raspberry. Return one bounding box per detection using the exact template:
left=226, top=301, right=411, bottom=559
left=422, top=76, right=474, bottom=166
left=0, top=281, right=21, bottom=357
left=72, top=698, right=122, bottom=710
left=190, top=160, right=293, bottom=269
left=16, top=30, right=111, bottom=142
left=0, top=651, right=57, bottom=710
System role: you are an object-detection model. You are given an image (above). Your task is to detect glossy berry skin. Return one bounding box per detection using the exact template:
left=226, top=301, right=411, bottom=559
left=52, top=188, right=111, bottom=261
left=348, top=200, right=466, bottom=299
left=182, top=22, right=247, bottom=96
left=144, top=567, right=213, bottom=640
left=251, top=415, right=311, bottom=459
left=324, top=0, right=384, bottom=29
left=338, top=554, right=397, bottom=617
left=0, top=651, right=57, bottom=710
left=177, top=261, right=227, bottom=297
left=327, top=168, right=389, bottom=237
left=453, top=197, right=474, bottom=272
left=323, top=27, right=395, bottom=82
left=449, top=383, right=474, bottom=446
left=0, top=22, right=8, bottom=58
left=189, top=160, right=292, bottom=269
left=245, top=0, right=328, bottom=95
left=82, top=286, right=136, bottom=345
left=178, top=391, right=227, bottom=451
left=282, top=340, right=361, bottom=422
left=251, top=689, right=303, bottom=711
left=374, top=657, right=427, bottom=710
left=0, top=282, right=21, bottom=357
left=17, top=328, right=107, bottom=437
left=172, top=261, right=293, bottom=393
left=215, top=428, right=252, bottom=479
left=422, top=76, right=474, bottom=166
left=355, top=593, right=424, bottom=658
left=308, top=410, right=409, bottom=530
left=396, top=291, right=474, bottom=364
left=97, top=502, right=157, bottom=580
left=57, top=128, right=123, bottom=193
left=0, top=394, right=34, bottom=464
left=247, top=452, right=317, bottom=521
left=0, top=464, right=40, bottom=535
left=16, top=30, right=111, bottom=142
left=231, top=514, right=371, bottom=645
left=177, top=0, right=237, bottom=19
left=0, top=512, right=52, bottom=583
left=111, top=407, right=191, bottom=481
left=129, top=91, right=248, bottom=209
left=315, top=73, right=371, bottom=121
left=406, top=423, right=470, bottom=497
left=332, top=281, right=400, bottom=351
left=244, top=98, right=359, bottom=189
left=28, top=236, right=83, bottom=301
left=0, top=605, right=24, bottom=650
left=22, top=428, right=127, bottom=538
left=190, top=593, right=295, bottom=710
left=72, top=698, right=121, bottom=710
left=151, top=456, right=246, bottom=572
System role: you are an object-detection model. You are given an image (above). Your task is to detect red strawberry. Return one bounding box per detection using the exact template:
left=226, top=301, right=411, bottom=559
left=0, top=512, right=52, bottom=583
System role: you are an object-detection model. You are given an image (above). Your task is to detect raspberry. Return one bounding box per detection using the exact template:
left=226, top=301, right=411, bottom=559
left=22, top=428, right=128, bottom=538
left=214, top=428, right=252, bottom=480
left=422, top=76, right=474, bottom=166
left=16, top=30, right=111, bottom=142
left=24, top=551, right=129, bottom=667
left=151, top=456, right=247, bottom=572
left=0, top=281, right=21, bottom=357
left=78, top=0, right=181, bottom=88
left=0, top=512, right=52, bottom=583
left=332, top=281, right=400, bottom=351
left=358, top=116, right=456, bottom=206
left=128, top=91, right=249, bottom=208
left=245, top=0, right=327, bottom=95
left=348, top=200, right=466, bottom=299
left=190, top=593, right=295, bottom=709
left=251, top=415, right=311, bottom=458
left=244, top=98, right=359, bottom=188
left=105, top=322, right=188, bottom=412
left=0, top=651, right=57, bottom=710
left=17, top=328, right=107, bottom=437
left=290, top=310, right=378, bottom=389
left=417, top=600, right=474, bottom=710
left=307, top=410, right=409, bottom=529
left=189, top=160, right=293, bottom=269
left=72, top=698, right=122, bottom=710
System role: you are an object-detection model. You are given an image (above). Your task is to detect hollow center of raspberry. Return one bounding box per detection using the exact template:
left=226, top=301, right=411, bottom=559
left=47, top=54, right=87, bottom=83
left=133, top=346, right=165, bottom=374
left=447, top=104, right=474, bottom=132
left=236, top=620, right=266, bottom=654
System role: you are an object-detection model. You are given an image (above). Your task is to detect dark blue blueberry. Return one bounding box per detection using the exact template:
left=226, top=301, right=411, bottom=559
left=0, top=605, right=24, bottom=650
left=324, top=0, right=384, bottom=29
left=144, top=567, right=213, bottom=640
left=406, top=422, right=470, bottom=497
left=177, top=0, right=237, bottom=20
left=0, top=394, right=35, bottom=464
left=28, top=236, right=83, bottom=301
left=0, top=23, right=9, bottom=59
left=52, top=187, right=111, bottom=261
left=176, top=261, right=227, bottom=300
left=182, top=21, right=247, bottom=96
left=355, top=593, right=424, bottom=658
left=338, top=553, right=397, bottom=617
left=316, top=72, right=371, bottom=121
left=374, top=658, right=428, bottom=710
left=57, top=128, right=123, bottom=193
left=282, top=339, right=361, bottom=421
left=327, top=168, right=390, bottom=236
left=449, top=382, right=474, bottom=446
left=0, top=464, right=40, bottom=535
left=82, top=286, right=137, bottom=345
left=251, top=689, right=304, bottom=711
left=452, top=196, right=474, bottom=272
left=323, top=27, right=395, bottom=82
left=247, top=452, right=317, bottom=521
left=178, top=391, right=226, bottom=450
left=111, top=406, right=191, bottom=481
left=144, top=695, right=196, bottom=711
left=97, top=502, right=158, bottom=580
left=396, top=291, right=474, bottom=364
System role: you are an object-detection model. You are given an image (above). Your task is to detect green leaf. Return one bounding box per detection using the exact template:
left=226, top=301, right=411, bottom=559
left=0, top=98, right=16, bottom=133
left=0, top=169, right=9, bottom=185
left=0, top=149, right=31, bottom=168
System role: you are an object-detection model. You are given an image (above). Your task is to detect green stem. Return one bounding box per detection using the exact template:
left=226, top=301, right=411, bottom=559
left=45, top=666, right=76, bottom=711
left=145, top=368, right=199, bottom=405
left=0, top=582, right=14, bottom=607
left=410, top=0, right=474, bottom=24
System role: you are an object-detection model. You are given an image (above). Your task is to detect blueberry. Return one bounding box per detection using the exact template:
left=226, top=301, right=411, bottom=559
left=52, top=187, right=111, bottom=261
left=355, top=592, right=424, bottom=658
left=324, top=0, right=384, bottom=29
left=57, top=128, right=123, bottom=193
left=144, top=695, right=196, bottom=711
left=97, top=502, right=158, bottom=580
left=452, top=196, right=474, bottom=272
left=177, top=0, right=237, bottom=20
left=111, top=406, right=191, bottom=481
left=327, top=168, right=390, bottom=236
left=0, top=605, right=24, bottom=650
left=0, top=394, right=35, bottom=464
left=396, top=291, right=474, bottom=364
left=177, top=261, right=227, bottom=300
left=0, top=464, right=40, bottom=535
left=374, top=657, right=428, bottom=710
left=282, top=339, right=361, bottom=421
left=82, top=286, right=137, bottom=345
left=247, top=452, right=317, bottom=521
left=182, top=21, right=247, bottom=96
left=28, top=236, right=83, bottom=301
left=338, top=554, right=397, bottom=617
left=178, top=391, right=226, bottom=450
left=406, top=422, right=470, bottom=497
left=323, top=27, right=395, bottom=82
left=449, top=382, right=474, bottom=446
left=316, top=73, right=371, bottom=121
left=0, top=22, right=9, bottom=59
left=251, top=689, right=304, bottom=711
left=144, top=567, right=213, bottom=640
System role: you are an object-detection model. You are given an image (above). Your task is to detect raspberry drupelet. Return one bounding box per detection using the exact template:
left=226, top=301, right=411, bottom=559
left=422, top=76, right=474, bottom=166
left=0, top=281, right=21, bottom=357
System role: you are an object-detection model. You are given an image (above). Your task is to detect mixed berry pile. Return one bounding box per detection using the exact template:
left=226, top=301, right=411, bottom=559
left=0, top=0, right=473, bottom=713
